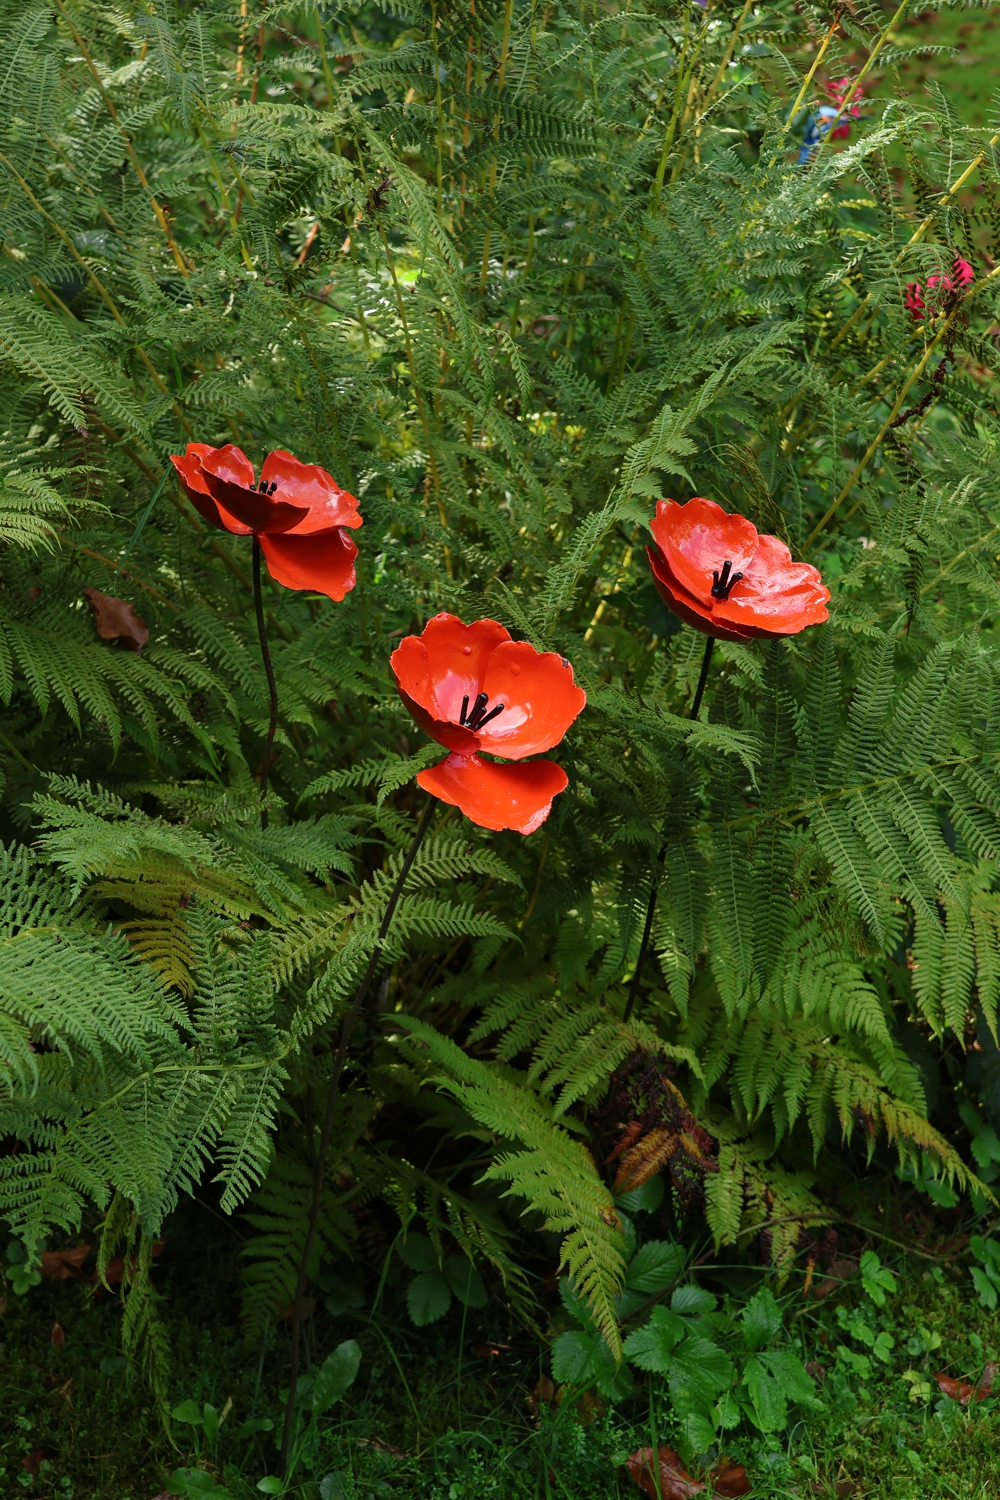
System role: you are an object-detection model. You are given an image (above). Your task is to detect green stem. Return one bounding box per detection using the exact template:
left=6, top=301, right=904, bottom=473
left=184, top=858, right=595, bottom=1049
left=623, top=636, right=714, bottom=1023
left=279, top=795, right=438, bottom=1470
left=252, top=537, right=279, bottom=831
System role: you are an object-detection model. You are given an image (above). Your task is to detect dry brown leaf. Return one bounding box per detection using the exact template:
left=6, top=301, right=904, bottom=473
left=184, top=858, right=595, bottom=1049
left=813, top=1258, right=858, bottom=1299
left=50, top=1322, right=65, bottom=1347
left=712, top=1460, right=751, bottom=1498
left=41, top=1244, right=91, bottom=1281
left=935, top=1363, right=997, bottom=1405
left=82, top=587, right=149, bottom=653
left=624, top=1446, right=706, bottom=1500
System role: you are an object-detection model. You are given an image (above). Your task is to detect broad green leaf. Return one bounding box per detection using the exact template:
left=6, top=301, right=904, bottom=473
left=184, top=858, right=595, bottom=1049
left=670, top=1285, right=716, bottom=1317
left=397, top=1232, right=439, bottom=1273
left=407, top=1268, right=451, bottom=1325
left=559, top=1276, right=596, bottom=1329
left=623, top=1305, right=688, bottom=1373
left=171, top=1400, right=205, bottom=1426
left=625, top=1240, right=686, bottom=1295
left=312, top=1340, right=362, bottom=1415
left=668, top=1335, right=734, bottom=1410
left=860, top=1250, right=897, bottom=1307
left=743, top=1354, right=788, bottom=1432
left=758, top=1349, right=817, bottom=1404
left=202, top=1404, right=219, bottom=1447
left=444, top=1255, right=487, bottom=1308
left=552, top=1330, right=601, bottom=1385
left=740, top=1286, right=783, bottom=1351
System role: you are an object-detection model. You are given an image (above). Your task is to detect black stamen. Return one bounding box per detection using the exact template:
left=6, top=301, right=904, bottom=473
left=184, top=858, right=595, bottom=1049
left=476, top=702, right=505, bottom=729
left=268, top=481, right=277, bottom=495
left=257, top=478, right=268, bottom=492
left=460, top=694, right=470, bottom=726
left=466, top=691, right=489, bottom=728
left=711, top=560, right=744, bottom=601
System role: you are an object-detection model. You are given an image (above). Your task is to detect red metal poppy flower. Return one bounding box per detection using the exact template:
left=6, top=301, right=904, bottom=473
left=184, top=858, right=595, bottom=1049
left=646, top=497, right=829, bottom=643
left=169, top=443, right=362, bottom=600
left=390, top=614, right=586, bottom=834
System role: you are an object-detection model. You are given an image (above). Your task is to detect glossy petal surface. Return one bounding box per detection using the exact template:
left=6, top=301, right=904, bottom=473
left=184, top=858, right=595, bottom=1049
left=417, top=754, right=568, bottom=834
left=652, top=498, right=759, bottom=608
left=476, top=642, right=587, bottom=760
left=391, top=614, right=511, bottom=726
left=259, top=527, right=359, bottom=601
left=713, top=533, right=830, bottom=637
left=201, top=445, right=309, bottom=533
left=260, top=451, right=363, bottom=532
left=646, top=546, right=755, bottom=644
left=169, top=446, right=251, bottom=534
left=396, top=690, right=480, bottom=754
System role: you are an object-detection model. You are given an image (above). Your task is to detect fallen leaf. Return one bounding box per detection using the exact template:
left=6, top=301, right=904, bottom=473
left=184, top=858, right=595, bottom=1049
left=835, top=1484, right=855, bottom=1499
left=814, top=1257, right=859, bottom=1299
left=625, top=1446, right=706, bottom=1500
left=41, top=1244, right=91, bottom=1281
left=711, top=1460, right=751, bottom=1498
left=935, top=1372, right=974, bottom=1403
left=935, top=1363, right=997, bottom=1405
left=96, top=1237, right=166, bottom=1288
left=805, top=1360, right=827, bottom=1382
left=357, top=1437, right=406, bottom=1459
left=50, top=1322, right=65, bottom=1347
left=528, top=1376, right=558, bottom=1419
left=22, top=1451, right=44, bottom=1477
left=474, top=1342, right=505, bottom=1357
left=82, top=587, right=149, bottom=653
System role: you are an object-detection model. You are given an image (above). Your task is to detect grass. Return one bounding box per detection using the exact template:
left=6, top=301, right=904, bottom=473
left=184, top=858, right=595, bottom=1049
left=2, top=1198, right=1000, bottom=1500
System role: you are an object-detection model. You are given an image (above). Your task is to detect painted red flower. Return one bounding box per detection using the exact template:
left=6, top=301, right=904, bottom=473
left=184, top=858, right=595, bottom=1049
left=646, top=497, right=830, bottom=643
left=391, top=614, right=586, bottom=835
left=169, top=443, right=362, bottom=600
left=905, top=257, right=974, bottom=323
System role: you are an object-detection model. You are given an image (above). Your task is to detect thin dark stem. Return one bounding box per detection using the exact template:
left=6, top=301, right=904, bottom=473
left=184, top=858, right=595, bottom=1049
left=623, top=636, right=715, bottom=1023
left=279, top=794, right=437, bottom=1470
left=252, top=536, right=279, bottom=832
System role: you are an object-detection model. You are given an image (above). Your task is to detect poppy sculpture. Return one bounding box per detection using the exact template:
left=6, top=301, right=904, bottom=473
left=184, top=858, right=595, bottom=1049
left=391, top=614, right=586, bottom=835
left=170, top=443, right=362, bottom=600
left=169, top=442, right=362, bottom=830
left=646, top=497, right=830, bottom=643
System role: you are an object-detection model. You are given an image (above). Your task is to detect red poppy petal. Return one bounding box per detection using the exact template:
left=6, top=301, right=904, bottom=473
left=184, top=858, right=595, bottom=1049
left=713, top=533, right=830, bottom=637
left=200, top=445, right=309, bottom=533
left=390, top=614, right=511, bottom=725
left=258, top=527, right=358, bottom=600
left=200, top=442, right=256, bottom=489
left=646, top=546, right=755, bottom=644
left=476, top=642, right=586, bottom=760
left=651, top=498, right=759, bottom=608
left=397, top=689, right=481, bottom=754
left=260, top=451, right=363, bottom=532
left=417, top=754, right=568, bottom=834
left=170, top=447, right=252, bottom=535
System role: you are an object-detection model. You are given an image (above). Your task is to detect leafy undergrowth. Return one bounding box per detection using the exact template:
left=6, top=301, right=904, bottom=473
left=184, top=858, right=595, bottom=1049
left=2, top=1202, right=1000, bottom=1500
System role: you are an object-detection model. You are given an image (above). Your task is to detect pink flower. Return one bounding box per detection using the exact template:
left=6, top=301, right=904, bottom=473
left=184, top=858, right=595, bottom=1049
left=904, top=257, right=975, bottom=322
left=826, top=77, right=863, bottom=117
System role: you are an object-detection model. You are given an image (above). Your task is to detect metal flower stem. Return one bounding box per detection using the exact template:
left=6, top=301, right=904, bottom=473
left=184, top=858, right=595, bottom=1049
left=252, top=537, right=279, bottom=832
left=623, top=635, right=715, bottom=1024
left=279, top=794, right=437, bottom=1469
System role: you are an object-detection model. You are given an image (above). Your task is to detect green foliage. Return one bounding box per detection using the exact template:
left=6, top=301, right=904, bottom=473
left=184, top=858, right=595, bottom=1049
left=2, top=0, right=1000, bottom=1405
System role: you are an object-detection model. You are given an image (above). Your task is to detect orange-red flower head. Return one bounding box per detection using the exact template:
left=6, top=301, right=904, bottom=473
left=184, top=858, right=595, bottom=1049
left=169, top=443, right=362, bottom=601
left=646, top=497, right=829, bottom=643
left=391, top=614, right=586, bottom=835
